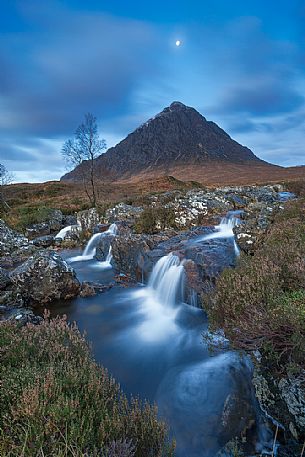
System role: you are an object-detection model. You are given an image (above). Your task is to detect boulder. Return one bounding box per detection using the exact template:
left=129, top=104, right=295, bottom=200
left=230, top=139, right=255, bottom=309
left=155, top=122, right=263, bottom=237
left=62, top=214, right=77, bottom=226
left=111, top=234, right=154, bottom=281
left=105, top=203, right=143, bottom=223
left=31, top=235, right=54, bottom=248
left=10, top=250, right=80, bottom=305
left=0, top=219, right=29, bottom=256
left=25, top=222, right=51, bottom=238
left=77, top=208, right=100, bottom=231
left=95, top=235, right=113, bottom=261
left=252, top=366, right=305, bottom=442
left=47, top=209, right=63, bottom=231
left=0, top=267, right=11, bottom=290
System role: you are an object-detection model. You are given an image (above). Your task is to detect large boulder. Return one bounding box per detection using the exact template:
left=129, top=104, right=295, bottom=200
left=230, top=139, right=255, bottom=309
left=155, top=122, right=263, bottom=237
left=31, top=235, right=54, bottom=248
left=25, top=222, right=51, bottom=239
left=0, top=219, right=29, bottom=256
left=111, top=234, right=152, bottom=281
left=47, top=209, right=63, bottom=231
left=252, top=366, right=305, bottom=443
left=10, top=250, right=80, bottom=305
left=105, top=203, right=144, bottom=223
left=77, top=208, right=100, bottom=231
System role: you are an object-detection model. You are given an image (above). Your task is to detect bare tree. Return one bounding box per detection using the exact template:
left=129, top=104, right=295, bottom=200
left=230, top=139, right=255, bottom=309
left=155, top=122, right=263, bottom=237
left=0, top=163, right=13, bottom=210
left=62, top=113, right=106, bottom=207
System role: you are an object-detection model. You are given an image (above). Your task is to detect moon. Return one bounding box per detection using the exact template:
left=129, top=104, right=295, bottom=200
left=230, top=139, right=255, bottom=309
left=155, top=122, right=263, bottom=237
left=175, top=40, right=181, bottom=47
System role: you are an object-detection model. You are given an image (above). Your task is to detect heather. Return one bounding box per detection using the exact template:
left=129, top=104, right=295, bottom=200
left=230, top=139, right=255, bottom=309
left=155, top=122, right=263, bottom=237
left=0, top=314, right=174, bottom=457
left=205, top=197, right=305, bottom=375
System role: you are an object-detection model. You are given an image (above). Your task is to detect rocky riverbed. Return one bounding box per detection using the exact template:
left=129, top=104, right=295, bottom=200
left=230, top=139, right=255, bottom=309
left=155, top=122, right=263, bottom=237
left=0, top=183, right=302, bottom=456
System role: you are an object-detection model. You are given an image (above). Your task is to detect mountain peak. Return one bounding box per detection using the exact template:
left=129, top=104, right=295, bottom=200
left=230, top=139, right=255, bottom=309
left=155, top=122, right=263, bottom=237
left=62, top=103, right=267, bottom=183
left=169, top=101, right=188, bottom=110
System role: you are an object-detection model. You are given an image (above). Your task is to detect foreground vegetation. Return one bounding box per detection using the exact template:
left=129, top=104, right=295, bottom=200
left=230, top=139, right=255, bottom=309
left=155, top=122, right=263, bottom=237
left=0, top=314, right=174, bottom=457
left=206, top=195, right=305, bottom=376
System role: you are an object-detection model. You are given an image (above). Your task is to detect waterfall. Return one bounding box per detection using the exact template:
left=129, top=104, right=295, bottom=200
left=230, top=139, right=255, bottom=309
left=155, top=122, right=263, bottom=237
left=197, top=214, right=240, bottom=256
left=148, top=253, right=185, bottom=307
left=55, top=224, right=81, bottom=240
left=69, top=223, right=117, bottom=263
left=133, top=253, right=185, bottom=342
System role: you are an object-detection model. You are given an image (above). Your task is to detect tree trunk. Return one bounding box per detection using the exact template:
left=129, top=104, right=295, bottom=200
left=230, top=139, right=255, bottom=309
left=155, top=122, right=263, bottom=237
left=90, top=158, right=96, bottom=207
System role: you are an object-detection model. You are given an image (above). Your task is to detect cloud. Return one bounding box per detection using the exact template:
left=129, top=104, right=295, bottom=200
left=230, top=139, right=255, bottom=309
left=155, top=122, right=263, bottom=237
left=0, top=4, right=163, bottom=136
left=0, top=3, right=305, bottom=181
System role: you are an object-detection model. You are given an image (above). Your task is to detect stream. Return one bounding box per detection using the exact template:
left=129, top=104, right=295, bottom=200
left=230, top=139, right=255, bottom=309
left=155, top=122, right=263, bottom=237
left=46, top=218, right=275, bottom=457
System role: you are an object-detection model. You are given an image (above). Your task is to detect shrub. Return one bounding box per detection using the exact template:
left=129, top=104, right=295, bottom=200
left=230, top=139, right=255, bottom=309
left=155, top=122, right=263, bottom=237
left=0, top=315, right=174, bottom=456
left=135, top=207, right=177, bottom=234
left=205, top=198, right=305, bottom=375
left=285, top=178, right=305, bottom=197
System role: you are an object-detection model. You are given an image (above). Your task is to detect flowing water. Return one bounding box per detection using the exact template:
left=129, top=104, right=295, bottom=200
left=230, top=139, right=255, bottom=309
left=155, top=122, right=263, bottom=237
left=69, top=223, right=117, bottom=264
left=195, top=213, right=240, bottom=257
left=48, top=221, right=274, bottom=457
left=55, top=224, right=81, bottom=240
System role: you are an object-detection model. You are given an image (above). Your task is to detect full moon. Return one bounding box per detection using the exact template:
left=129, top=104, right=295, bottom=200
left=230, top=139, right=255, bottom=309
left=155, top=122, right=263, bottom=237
left=175, top=40, right=181, bottom=47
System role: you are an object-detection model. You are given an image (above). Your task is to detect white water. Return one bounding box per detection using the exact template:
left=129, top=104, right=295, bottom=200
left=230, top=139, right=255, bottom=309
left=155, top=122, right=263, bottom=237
left=69, top=223, right=117, bottom=264
left=197, top=215, right=240, bottom=256
left=148, top=253, right=185, bottom=307
left=55, top=224, right=81, bottom=240
left=131, top=253, right=185, bottom=342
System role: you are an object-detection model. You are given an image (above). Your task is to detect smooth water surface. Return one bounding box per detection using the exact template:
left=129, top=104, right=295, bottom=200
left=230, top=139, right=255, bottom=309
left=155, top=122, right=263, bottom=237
left=46, top=249, right=272, bottom=457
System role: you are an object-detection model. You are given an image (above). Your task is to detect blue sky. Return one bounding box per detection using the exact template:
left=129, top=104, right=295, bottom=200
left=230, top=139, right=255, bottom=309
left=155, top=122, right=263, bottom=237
left=0, top=0, right=304, bottom=182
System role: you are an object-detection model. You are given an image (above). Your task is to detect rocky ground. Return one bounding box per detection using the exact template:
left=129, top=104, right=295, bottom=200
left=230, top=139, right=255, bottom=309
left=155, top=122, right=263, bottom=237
left=0, top=183, right=301, bottom=455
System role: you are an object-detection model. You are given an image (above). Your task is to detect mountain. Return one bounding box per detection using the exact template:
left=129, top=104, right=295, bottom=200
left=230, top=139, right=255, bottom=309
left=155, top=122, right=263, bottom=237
left=61, top=101, right=276, bottom=183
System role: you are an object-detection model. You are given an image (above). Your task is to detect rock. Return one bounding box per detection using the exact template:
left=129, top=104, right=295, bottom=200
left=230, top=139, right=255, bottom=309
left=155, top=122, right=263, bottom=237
left=0, top=219, right=29, bottom=256
left=0, top=267, right=11, bottom=290
left=6, top=308, right=43, bottom=326
left=80, top=282, right=96, bottom=297
left=252, top=365, right=305, bottom=442
left=25, top=222, right=51, bottom=238
left=47, top=209, right=63, bottom=231
left=31, top=235, right=54, bottom=248
left=111, top=234, right=155, bottom=281
left=95, top=235, right=113, bottom=261
left=278, top=374, right=305, bottom=434
left=77, top=208, right=100, bottom=231
left=62, top=214, right=77, bottom=226
left=10, top=250, right=80, bottom=305
left=105, top=202, right=144, bottom=223
left=93, top=223, right=110, bottom=233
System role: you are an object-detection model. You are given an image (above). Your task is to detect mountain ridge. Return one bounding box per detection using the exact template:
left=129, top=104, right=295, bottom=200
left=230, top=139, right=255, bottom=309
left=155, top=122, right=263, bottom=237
left=61, top=102, right=277, bottom=183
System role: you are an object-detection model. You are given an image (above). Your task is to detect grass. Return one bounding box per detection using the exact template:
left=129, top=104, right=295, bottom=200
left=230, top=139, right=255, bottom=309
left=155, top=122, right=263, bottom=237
left=0, top=313, right=175, bottom=457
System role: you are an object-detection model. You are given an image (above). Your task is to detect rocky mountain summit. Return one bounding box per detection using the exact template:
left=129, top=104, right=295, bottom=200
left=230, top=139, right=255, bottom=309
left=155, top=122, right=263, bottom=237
left=62, top=102, right=269, bottom=183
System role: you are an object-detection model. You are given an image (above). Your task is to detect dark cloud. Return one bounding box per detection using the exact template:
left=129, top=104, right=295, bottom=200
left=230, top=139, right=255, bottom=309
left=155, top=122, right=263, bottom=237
left=220, top=82, right=304, bottom=116
left=0, top=6, right=163, bottom=136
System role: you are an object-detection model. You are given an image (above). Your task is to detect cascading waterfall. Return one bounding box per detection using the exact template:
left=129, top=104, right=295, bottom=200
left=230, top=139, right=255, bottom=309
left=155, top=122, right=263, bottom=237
left=55, top=224, right=81, bottom=240
left=133, top=253, right=185, bottom=342
left=148, top=253, right=185, bottom=307
left=197, top=214, right=240, bottom=256
left=69, top=223, right=117, bottom=263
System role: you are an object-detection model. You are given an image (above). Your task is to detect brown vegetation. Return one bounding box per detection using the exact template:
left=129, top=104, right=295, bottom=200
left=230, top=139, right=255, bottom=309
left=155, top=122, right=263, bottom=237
left=205, top=196, right=305, bottom=375
left=0, top=313, right=174, bottom=456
